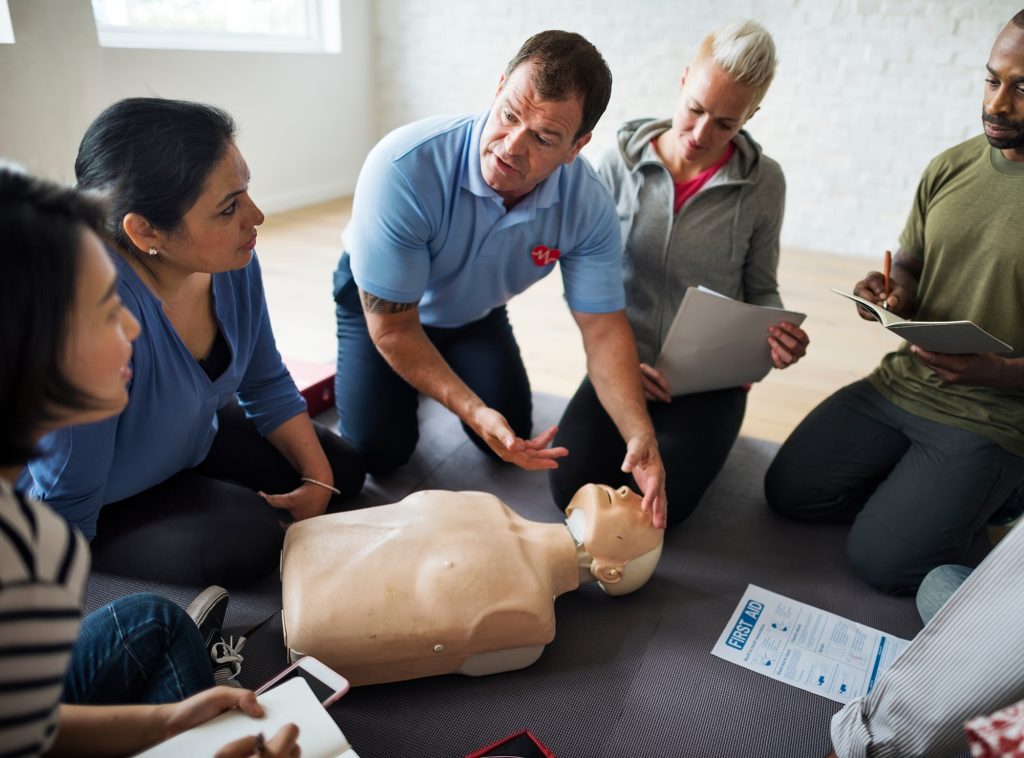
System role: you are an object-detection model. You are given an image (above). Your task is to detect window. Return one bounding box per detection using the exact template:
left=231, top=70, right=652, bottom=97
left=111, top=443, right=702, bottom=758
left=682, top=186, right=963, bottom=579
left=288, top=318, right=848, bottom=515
left=91, top=0, right=341, bottom=54
left=0, top=0, right=14, bottom=44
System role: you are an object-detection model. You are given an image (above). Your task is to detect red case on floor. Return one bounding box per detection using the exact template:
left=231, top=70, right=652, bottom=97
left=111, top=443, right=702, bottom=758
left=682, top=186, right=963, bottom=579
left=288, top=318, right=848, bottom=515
left=284, top=359, right=335, bottom=417
left=464, top=728, right=555, bottom=758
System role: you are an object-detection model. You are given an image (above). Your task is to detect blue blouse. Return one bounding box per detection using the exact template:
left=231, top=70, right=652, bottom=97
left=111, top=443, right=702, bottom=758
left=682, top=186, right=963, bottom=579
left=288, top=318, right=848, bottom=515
left=21, top=251, right=306, bottom=539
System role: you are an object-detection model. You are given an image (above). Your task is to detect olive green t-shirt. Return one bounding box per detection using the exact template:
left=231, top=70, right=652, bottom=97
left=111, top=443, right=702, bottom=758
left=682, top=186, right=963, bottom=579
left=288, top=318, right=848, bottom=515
left=869, top=135, right=1024, bottom=457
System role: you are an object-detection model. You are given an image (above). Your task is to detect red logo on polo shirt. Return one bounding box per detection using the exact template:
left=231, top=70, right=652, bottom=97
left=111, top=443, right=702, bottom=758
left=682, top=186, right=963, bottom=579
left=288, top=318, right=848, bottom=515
left=531, top=245, right=560, bottom=266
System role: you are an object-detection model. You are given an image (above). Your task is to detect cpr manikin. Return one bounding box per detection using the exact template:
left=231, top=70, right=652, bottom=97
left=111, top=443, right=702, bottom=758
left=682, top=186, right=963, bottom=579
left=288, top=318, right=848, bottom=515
left=280, top=484, right=663, bottom=686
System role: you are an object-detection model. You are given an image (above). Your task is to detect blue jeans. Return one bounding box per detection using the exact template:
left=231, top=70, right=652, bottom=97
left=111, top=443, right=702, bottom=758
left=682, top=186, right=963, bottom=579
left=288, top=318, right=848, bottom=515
left=335, top=281, right=532, bottom=476
left=63, top=593, right=213, bottom=705
left=916, top=564, right=973, bottom=625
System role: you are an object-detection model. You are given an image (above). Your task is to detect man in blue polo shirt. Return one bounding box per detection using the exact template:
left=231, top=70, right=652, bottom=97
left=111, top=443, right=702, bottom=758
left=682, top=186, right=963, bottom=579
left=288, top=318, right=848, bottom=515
left=334, top=30, right=667, bottom=527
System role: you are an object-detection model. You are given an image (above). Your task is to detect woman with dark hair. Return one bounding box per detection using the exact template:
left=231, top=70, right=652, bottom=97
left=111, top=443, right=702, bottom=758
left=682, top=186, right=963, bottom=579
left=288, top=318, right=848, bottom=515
left=0, top=166, right=299, bottom=757
left=21, top=97, right=365, bottom=588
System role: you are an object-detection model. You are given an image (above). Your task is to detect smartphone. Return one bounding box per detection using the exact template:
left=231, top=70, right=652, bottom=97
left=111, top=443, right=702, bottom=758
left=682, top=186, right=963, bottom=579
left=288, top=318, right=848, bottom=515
left=254, top=655, right=350, bottom=707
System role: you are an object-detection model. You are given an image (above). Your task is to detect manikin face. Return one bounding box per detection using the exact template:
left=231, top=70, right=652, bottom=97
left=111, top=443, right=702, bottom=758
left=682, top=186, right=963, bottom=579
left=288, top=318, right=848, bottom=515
left=479, top=60, right=592, bottom=206
left=60, top=227, right=140, bottom=426
left=565, top=484, right=664, bottom=596
left=983, top=23, right=1024, bottom=158
left=150, top=142, right=266, bottom=274
left=666, top=61, right=758, bottom=165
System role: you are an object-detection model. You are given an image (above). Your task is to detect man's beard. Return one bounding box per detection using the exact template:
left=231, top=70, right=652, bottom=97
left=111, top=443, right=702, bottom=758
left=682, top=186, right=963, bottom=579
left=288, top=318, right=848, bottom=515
left=983, top=111, right=1024, bottom=149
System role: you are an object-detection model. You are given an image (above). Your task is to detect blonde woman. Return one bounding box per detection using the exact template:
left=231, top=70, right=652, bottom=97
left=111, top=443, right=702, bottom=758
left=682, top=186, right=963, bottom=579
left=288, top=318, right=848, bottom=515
left=550, top=20, right=808, bottom=527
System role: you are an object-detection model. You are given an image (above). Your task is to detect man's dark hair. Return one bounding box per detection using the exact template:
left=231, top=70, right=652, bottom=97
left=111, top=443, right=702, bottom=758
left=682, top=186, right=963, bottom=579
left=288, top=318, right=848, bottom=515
left=1013, top=9, right=1024, bottom=29
left=503, top=30, right=612, bottom=140
left=0, top=166, right=109, bottom=465
left=75, top=97, right=237, bottom=262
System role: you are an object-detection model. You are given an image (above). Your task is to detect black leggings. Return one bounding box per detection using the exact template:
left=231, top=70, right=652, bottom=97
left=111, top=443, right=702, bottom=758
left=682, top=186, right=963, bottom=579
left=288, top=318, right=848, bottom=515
left=90, top=400, right=365, bottom=588
left=548, top=378, right=746, bottom=528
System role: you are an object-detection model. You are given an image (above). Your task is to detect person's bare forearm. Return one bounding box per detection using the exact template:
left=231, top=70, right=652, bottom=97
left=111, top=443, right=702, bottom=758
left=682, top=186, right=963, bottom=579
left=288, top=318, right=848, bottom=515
left=265, top=413, right=332, bottom=483
left=361, top=292, right=484, bottom=424
left=49, top=704, right=169, bottom=756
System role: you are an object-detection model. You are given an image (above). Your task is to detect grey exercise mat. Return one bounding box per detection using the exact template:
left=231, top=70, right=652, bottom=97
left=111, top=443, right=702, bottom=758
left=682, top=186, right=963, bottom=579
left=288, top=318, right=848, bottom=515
left=83, top=394, right=921, bottom=758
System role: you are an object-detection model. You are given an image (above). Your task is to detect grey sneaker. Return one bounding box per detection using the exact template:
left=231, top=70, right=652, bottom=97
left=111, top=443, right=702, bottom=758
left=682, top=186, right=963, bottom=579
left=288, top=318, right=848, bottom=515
left=187, top=585, right=229, bottom=647
left=187, top=585, right=245, bottom=687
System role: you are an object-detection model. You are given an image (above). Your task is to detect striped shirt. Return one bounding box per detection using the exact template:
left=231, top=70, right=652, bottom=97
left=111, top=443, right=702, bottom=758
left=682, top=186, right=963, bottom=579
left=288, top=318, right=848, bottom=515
left=0, top=477, right=88, bottom=757
left=831, top=520, right=1024, bottom=757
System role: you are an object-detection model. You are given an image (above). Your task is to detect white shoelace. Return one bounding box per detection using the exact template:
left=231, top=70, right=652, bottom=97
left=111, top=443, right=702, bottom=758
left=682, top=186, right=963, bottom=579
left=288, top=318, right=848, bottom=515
left=210, top=635, right=247, bottom=682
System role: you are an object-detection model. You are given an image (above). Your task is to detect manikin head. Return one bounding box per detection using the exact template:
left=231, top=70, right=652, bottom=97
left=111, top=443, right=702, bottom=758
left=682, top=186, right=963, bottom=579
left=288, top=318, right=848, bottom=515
left=565, top=484, right=664, bottom=596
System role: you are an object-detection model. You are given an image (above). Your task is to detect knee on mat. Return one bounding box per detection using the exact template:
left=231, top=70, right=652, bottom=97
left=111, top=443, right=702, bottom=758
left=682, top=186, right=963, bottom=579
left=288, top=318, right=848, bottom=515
left=763, top=455, right=808, bottom=518
left=326, top=443, right=367, bottom=499
left=845, top=531, right=924, bottom=594
left=363, top=445, right=415, bottom=478
left=199, top=520, right=282, bottom=589
left=662, top=491, right=703, bottom=529
left=336, top=416, right=416, bottom=479
left=548, top=468, right=579, bottom=511
left=343, top=429, right=415, bottom=477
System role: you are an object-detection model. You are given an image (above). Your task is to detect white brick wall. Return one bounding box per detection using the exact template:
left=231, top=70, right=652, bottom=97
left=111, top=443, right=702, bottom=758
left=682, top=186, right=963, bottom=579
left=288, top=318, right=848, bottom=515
left=373, top=0, right=1018, bottom=258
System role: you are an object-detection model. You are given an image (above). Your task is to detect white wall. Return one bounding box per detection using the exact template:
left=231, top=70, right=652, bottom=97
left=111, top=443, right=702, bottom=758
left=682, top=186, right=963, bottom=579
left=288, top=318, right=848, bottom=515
left=1, top=0, right=1017, bottom=257
left=374, top=0, right=1019, bottom=258
left=0, top=0, right=376, bottom=213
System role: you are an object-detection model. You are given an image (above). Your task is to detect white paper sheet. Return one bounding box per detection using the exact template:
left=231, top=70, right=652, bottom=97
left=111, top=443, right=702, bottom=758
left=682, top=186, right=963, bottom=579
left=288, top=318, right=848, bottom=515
left=136, top=677, right=359, bottom=758
left=654, top=286, right=806, bottom=395
left=712, top=584, right=909, bottom=704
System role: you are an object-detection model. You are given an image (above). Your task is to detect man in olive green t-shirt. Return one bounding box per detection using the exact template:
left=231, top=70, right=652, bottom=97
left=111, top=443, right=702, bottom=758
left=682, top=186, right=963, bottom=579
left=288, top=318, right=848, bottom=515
left=765, top=15, right=1024, bottom=595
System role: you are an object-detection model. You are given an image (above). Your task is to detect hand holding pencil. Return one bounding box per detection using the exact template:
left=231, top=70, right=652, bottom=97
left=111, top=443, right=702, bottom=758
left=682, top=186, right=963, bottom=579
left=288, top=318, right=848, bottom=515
left=852, top=248, right=916, bottom=321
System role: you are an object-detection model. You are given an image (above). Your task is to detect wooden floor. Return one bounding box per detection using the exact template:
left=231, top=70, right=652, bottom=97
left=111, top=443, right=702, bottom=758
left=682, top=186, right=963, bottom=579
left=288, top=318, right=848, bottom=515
left=257, top=197, right=898, bottom=444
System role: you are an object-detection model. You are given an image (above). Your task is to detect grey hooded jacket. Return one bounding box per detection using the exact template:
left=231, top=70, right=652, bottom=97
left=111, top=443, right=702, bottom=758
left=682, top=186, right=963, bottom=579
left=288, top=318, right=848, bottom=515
left=595, top=118, right=786, bottom=364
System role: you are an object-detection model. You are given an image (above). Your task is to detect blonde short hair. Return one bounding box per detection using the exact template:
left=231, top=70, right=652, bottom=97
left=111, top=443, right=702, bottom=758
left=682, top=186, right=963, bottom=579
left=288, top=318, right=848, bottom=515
left=693, top=19, right=777, bottom=109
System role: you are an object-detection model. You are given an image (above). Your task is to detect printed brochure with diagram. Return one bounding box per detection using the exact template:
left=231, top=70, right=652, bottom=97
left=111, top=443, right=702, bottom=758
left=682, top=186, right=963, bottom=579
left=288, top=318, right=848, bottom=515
left=712, top=584, right=910, bottom=704
left=831, top=288, right=1012, bottom=354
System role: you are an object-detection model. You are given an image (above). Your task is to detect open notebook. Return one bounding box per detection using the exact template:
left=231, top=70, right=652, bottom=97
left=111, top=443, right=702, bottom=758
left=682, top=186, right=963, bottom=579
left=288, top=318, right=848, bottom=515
left=831, top=289, right=1012, bottom=354
left=136, top=678, right=359, bottom=758
left=654, top=286, right=806, bottom=395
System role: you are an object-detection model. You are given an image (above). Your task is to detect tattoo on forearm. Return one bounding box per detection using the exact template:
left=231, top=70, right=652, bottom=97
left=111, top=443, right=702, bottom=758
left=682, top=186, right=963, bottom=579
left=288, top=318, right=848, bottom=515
left=360, top=291, right=418, bottom=314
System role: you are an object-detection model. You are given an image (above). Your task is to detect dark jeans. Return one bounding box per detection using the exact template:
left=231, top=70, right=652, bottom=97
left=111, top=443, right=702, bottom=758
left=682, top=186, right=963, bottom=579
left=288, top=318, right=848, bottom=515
left=765, top=379, right=1024, bottom=593
left=90, top=400, right=365, bottom=588
left=335, top=285, right=532, bottom=476
left=63, top=593, right=212, bottom=705
left=549, top=378, right=747, bottom=528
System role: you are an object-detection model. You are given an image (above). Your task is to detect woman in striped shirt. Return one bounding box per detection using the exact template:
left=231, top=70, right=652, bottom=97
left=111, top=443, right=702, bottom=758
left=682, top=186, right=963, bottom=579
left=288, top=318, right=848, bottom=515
left=0, top=168, right=298, bottom=756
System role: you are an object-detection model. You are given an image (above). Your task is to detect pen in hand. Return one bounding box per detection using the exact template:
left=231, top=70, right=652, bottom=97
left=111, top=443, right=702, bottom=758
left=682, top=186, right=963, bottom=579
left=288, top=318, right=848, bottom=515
left=882, top=249, right=892, bottom=311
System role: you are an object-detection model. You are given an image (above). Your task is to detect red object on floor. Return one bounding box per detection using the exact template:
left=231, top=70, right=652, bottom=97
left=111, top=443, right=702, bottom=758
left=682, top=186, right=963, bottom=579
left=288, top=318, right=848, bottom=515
left=464, top=728, right=555, bottom=758
left=285, top=359, right=335, bottom=417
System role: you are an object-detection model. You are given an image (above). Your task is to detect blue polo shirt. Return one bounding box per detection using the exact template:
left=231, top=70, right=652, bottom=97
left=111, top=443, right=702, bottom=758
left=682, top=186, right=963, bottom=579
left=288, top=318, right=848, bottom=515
left=333, top=112, right=625, bottom=328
